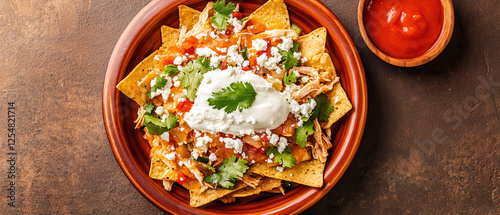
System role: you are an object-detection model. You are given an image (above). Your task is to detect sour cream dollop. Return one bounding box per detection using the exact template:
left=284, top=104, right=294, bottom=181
left=184, top=67, right=289, bottom=136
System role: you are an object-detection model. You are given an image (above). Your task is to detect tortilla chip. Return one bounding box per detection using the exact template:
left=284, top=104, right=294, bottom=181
left=179, top=5, right=201, bottom=32
left=116, top=50, right=159, bottom=106
left=306, top=53, right=336, bottom=76
left=190, top=182, right=246, bottom=207
left=249, top=0, right=290, bottom=30
left=249, top=160, right=324, bottom=188
left=231, top=177, right=282, bottom=198
left=266, top=188, right=283, bottom=194
left=323, top=82, right=352, bottom=128
left=149, top=152, right=178, bottom=181
left=181, top=2, right=214, bottom=42
left=298, top=27, right=327, bottom=60
left=161, top=25, right=180, bottom=50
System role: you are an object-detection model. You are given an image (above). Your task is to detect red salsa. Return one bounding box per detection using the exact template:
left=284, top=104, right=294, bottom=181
left=364, top=0, right=444, bottom=59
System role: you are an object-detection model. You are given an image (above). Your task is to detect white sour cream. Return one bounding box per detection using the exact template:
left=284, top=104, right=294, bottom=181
left=184, top=67, right=289, bottom=136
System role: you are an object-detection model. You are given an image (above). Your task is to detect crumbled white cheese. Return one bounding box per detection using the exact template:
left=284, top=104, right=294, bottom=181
left=173, top=55, right=187, bottom=65
left=160, top=131, right=169, bottom=141
left=242, top=60, right=250, bottom=67
left=301, top=57, right=308, bottom=63
left=165, top=152, right=176, bottom=160
left=276, top=166, right=284, bottom=172
left=227, top=45, right=244, bottom=65
left=277, top=137, right=288, bottom=153
left=277, top=36, right=293, bottom=51
left=227, top=17, right=243, bottom=34
left=293, top=52, right=302, bottom=60
left=268, top=153, right=275, bottom=159
left=173, top=76, right=180, bottom=87
left=210, top=31, right=219, bottom=39
left=266, top=158, right=273, bottom=163
left=252, top=39, right=268, bottom=51
left=221, top=137, right=243, bottom=154
left=301, top=76, right=309, bottom=83
left=252, top=135, right=260, bottom=141
left=149, top=74, right=172, bottom=100
left=196, top=47, right=217, bottom=57
left=155, top=106, right=165, bottom=115
left=269, top=133, right=279, bottom=145
left=191, top=151, right=199, bottom=159
left=209, top=153, right=217, bottom=161
left=195, top=135, right=212, bottom=152
left=246, top=116, right=257, bottom=125
left=334, top=96, right=340, bottom=104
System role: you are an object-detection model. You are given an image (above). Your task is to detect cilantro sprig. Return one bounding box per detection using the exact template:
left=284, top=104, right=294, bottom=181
left=208, top=81, right=257, bottom=114
left=211, top=0, right=235, bottom=31
left=293, top=120, right=314, bottom=147
left=267, top=147, right=296, bottom=168
left=204, top=155, right=249, bottom=189
left=178, top=57, right=211, bottom=101
left=164, top=64, right=179, bottom=77
left=283, top=70, right=297, bottom=85
left=278, top=47, right=300, bottom=69
left=294, top=93, right=334, bottom=146
left=147, top=75, right=169, bottom=99
left=142, top=103, right=179, bottom=135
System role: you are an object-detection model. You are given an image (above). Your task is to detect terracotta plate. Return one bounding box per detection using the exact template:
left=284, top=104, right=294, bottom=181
left=102, top=0, right=368, bottom=214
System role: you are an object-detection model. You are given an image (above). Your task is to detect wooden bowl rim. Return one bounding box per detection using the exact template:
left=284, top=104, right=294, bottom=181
left=102, top=0, right=368, bottom=214
left=357, top=0, right=455, bottom=67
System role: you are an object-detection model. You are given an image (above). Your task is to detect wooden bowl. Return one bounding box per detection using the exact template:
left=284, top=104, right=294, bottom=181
left=102, top=0, right=368, bottom=214
left=358, top=0, right=455, bottom=67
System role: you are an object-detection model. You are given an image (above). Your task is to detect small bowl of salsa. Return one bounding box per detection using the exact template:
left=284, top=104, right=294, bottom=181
left=358, top=0, right=454, bottom=67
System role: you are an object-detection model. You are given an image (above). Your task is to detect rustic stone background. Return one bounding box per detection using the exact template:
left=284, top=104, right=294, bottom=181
left=0, top=0, right=498, bottom=214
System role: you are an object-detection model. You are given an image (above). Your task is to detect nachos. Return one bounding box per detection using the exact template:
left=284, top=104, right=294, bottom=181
left=117, top=0, right=352, bottom=207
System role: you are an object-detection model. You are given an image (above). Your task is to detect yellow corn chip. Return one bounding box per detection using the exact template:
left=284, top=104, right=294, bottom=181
left=161, top=25, right=180, bottom=50
left=179, top=5, right=201, bottom=32
left=323, top=82, right=352, bottom=128
left=249, top=0, right=290, bottom=30
left=306, top=53, right=337, bottom=76
left=231, top=177, right=282, bottom=198
left=116, top=50, right=159, bottom=106
left=249, top=160, right=325, bottom=188
left=149, top=151, right=178, bottom=181
left=190, top=182, right=246, bottom=207
left=298, top=27, right=327, bottom=59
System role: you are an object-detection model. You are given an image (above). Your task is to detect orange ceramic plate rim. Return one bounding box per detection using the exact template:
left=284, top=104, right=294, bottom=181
left=102, top=0, right=367, bottom=214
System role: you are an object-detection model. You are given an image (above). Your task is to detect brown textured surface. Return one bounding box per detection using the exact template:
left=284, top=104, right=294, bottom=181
left=0, top=0, right=498, bottom=214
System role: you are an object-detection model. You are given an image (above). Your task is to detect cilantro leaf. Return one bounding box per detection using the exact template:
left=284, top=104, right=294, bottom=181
left=267, top=147, right=296, bottom=168
left=143, top=113, right=179, bottom=135
left=211, top=0, right=235, bottom=31
left=178, top=57, right=211, bottom=101
left=283, top=70, right=297, bottom=85
left=278, top=47, right=300, bottom=69
left=208, top=81, right=257, bottom=113
left=207, top=165, right=216, bottom=172
left=147, top=74, right=169, bottom=99
left=293, top=120, right=314, bottom=147
left=291, top=42, right=300, bottom=52
left=164, top=64, right=179, bottom=77
left=144, top=103, right=155, bottom=114
left=309, top=93, right=334, bottom=122
left=204, top=155, right=249, bottom=189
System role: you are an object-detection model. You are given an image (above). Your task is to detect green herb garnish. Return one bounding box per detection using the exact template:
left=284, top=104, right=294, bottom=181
left=208, top=81, right=257, bottom=114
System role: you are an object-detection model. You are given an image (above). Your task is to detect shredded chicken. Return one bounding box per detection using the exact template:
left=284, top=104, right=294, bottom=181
left=292, top=76, right=339, bottom=102
left=311, top=119, right=331, bottom=163
left=240, top=173, right=263, bottom=189
left=295, top=66, right=319, bottom=77
left=183, top=159, right=206, bottom=187
left=162, top=180, right=175, bottom=191
left=134, top=106, right=145, bottom=129
left=219, top=195, right=236, bottom=204
left=278, top=186, right=285, bottom=195
left=256, top=29, right=299, bottom=40
left=325, top=127, right=332, bottom=139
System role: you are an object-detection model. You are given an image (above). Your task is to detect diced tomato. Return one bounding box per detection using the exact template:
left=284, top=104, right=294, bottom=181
left=181, top=36, right=198, bottom=49
left=257, top=147, right=266, bottom=155
left=226, top=134, right=233, bottom=138
left=232, top=11, right=242, bottom=20
left=260, top=133, right=269, bottom=142
left=256, top=50, right=266, bottom=57
left=242, top=66, right=251, bottom=71
left=176, top=99, right=193, bottom=112
left=246, top=144, right=259, bottom=153
left=182, top=46, right=196, bottom=55
left=162, top=56, right=175, bottom=66
left=177, top=171, right=188, bottom=185
left=221, top=60, right=228, bottom=70
left=250, top=57, right=257, bottom=68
